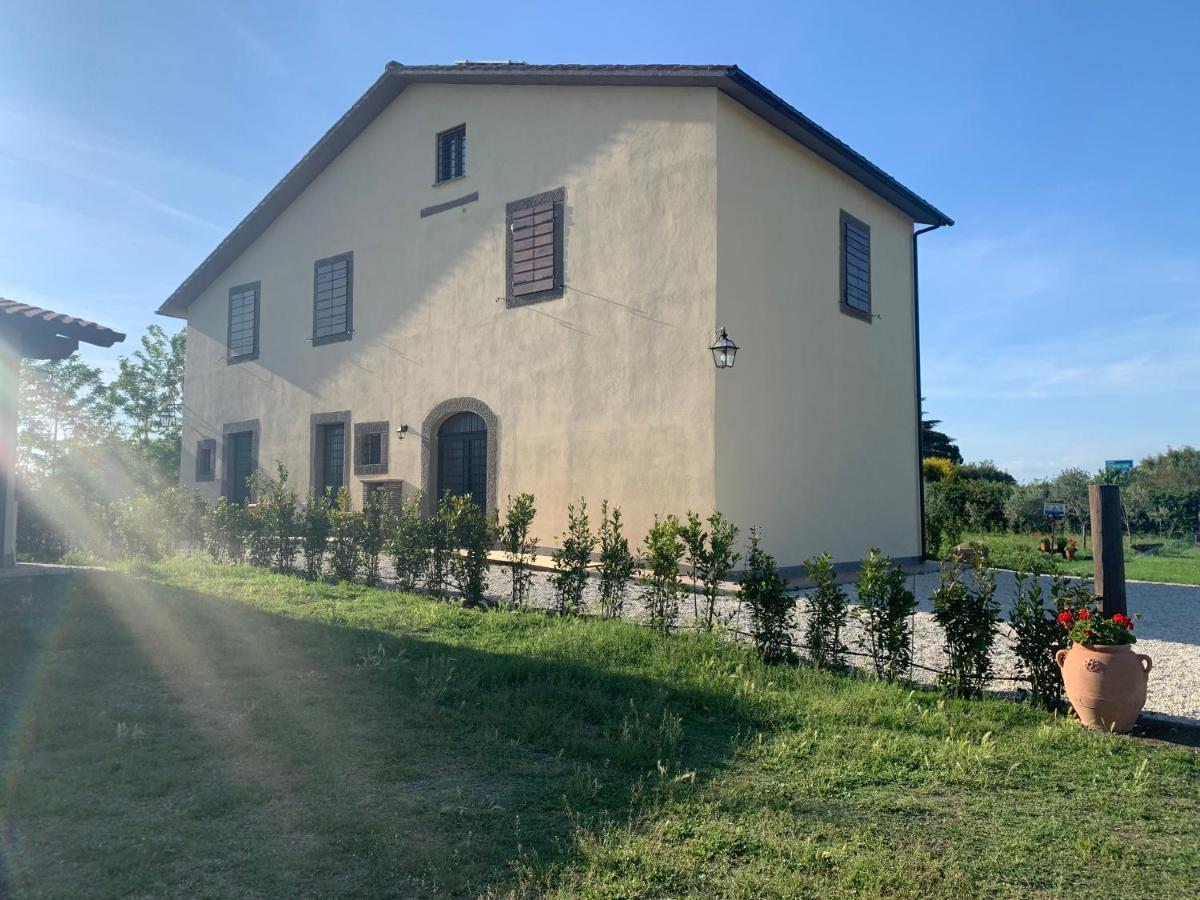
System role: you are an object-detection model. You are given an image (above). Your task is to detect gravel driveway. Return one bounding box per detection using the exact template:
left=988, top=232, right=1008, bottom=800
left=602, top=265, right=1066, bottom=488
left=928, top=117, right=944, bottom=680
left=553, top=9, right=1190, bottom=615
left=477, top=565, right=1200, bottom=724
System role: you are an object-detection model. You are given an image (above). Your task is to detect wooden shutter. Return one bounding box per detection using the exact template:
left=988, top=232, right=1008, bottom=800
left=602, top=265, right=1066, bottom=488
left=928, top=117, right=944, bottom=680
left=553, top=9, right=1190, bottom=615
left=507, top=187, right=564, bottom=305
left=841, top=211, right=871, bottom=317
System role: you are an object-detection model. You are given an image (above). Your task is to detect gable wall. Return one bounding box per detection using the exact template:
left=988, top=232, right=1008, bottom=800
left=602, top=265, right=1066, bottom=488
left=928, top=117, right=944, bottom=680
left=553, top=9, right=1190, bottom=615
left=181, top=83, right=720, bottom=543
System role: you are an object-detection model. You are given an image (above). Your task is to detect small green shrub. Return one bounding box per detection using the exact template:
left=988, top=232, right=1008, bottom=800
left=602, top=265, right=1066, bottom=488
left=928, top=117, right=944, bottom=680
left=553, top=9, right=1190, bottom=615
left=205, top=496, right=247, bottom=562
left=423, top=499, right=453, bottom=597
left=931, top=560, right=1000, bottom=698
left=111, top=493, right=171, bottom=560
left=680, top=511, right=741, bottom=630
left=443, top=494, right=495, bottom=607
left=738, top=528, right=793, bottom=663
left=596, top=501, right=636, bottom=619
left=299, top=492, right=330, bottom=580
left=328, top=488, right=362, bottom=583
left=248, top=464, right=298, bottom=572
left=855, top=548, right=916, bottom=682
left=802, top=552, right=849, bottom=671
left=499, top=493, right=537, bottom=609
left=552, top=498, right=595, bottom=616
left=640, top=515, right=684, bottom=635
left=387, top=492, right=427, bottom=591
left=359, top=489, right=391, bottom=586
left=1008, top=571, right=1069, bottom=709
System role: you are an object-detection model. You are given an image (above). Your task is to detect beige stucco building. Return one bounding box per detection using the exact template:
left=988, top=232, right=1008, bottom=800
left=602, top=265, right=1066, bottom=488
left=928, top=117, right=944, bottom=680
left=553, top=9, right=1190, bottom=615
left=160, top=63, right=951, bottom=571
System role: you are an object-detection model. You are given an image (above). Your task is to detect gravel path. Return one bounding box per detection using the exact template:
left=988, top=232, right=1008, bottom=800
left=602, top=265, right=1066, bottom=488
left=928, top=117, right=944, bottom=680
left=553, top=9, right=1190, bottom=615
left=389, top=562, right=1200, bottom=724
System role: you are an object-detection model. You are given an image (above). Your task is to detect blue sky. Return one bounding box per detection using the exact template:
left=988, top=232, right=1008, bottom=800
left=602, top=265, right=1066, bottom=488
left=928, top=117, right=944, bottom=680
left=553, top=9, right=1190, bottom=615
left=2, top=1, right=1196, bottom=480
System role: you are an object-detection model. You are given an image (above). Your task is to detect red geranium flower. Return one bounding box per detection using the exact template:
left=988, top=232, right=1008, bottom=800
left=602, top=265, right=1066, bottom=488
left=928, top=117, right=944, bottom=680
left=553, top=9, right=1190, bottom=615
left=1057, top=611, right=1074, bottom=627
left=1111, top=613, right=1134, bottom=630
left=1077, top=608, right=1090, bottom=621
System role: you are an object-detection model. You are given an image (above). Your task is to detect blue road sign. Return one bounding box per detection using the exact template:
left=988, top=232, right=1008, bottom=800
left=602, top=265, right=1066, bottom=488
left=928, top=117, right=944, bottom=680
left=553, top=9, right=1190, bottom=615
left=1105, top=459, right=1134, bottom=473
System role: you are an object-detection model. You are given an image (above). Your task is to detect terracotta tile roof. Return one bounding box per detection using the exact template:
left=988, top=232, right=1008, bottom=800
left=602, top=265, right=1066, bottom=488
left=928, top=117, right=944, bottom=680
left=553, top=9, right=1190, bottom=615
left=0, top=298, right=126, bottom=347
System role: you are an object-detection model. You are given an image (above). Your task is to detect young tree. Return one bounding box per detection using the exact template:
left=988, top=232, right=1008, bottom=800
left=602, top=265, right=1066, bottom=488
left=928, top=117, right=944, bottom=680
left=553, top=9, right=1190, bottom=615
left=640, top=515, right=684, bottom=635
left=739, top=528, right=793, bottom=663
left=596, top=501, right=635, bottom=619
left=552, top=498, right=594, bottom=616
left=855, top=549, right=916, bottom=682
left=499, top=493, right=537, bottom=609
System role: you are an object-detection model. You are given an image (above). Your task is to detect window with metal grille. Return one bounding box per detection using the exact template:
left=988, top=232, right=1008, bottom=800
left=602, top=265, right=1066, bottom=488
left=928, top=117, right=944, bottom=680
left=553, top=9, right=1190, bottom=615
left=840, top=211, right=871, bottom=320
left=226, top=431, right=254, bottom=503
left=313, top=253, right=352, bottom=345
left=436, top=124, right=466, bottom=183
left=195, top=440, right=216, bottom=482
left=321, top=423, right=346, bottom=497
left=228, top=282, right=259, bottom=360
left=506, top=187, right=564, bottom=307
left=359, top=431, right=382, bottom=467
left=353, top=420, right=389, bottom=476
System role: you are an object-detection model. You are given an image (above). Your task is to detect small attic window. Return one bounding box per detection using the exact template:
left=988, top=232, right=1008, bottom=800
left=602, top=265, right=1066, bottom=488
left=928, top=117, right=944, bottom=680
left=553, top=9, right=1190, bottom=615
left=436, top=125, right=466, bottom=183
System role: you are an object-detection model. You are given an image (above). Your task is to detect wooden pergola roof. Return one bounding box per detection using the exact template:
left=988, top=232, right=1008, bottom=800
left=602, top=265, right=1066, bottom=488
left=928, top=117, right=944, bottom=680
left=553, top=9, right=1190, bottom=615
left=0, top=298, right=125, bottom=360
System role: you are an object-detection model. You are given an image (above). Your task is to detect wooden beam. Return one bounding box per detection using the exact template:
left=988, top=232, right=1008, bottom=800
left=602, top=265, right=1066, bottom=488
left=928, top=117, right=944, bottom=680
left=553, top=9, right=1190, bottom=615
left=1089, top=484, right=1126, bottom=616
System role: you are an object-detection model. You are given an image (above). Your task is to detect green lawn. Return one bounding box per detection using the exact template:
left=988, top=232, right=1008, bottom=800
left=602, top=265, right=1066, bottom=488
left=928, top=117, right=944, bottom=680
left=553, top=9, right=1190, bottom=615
left=965, top=530, right=1200, bottom=585
left=2, top=560, right=1197, bottom=898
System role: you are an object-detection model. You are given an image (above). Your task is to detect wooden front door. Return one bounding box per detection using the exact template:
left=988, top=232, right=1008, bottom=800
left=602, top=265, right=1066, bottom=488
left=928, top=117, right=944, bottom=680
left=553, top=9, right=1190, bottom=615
left=436, top=412, right=487, bottom=510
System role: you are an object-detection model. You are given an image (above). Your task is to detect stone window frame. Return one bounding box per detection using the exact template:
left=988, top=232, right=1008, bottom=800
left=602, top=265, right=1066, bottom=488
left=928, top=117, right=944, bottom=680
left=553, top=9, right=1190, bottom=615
left=353, top=420, right=389, bottom=477
left=227, top=281, right=260, bottom=363
left=195, top=438, right=217, bottom=482
left=312, top=252, right=354, bottom=347
left=505, top=187, right=566, bottom=308
left=221, top=419, right=260, bottom=501
left=420, top=397, right=499, bottom=516
left=310, top=410, right=352, bottom=497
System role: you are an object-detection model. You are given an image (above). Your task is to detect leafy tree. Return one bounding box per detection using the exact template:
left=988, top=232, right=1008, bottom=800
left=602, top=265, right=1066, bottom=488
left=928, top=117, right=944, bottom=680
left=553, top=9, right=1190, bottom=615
left=107, top=325, right=186, bottom=486
left=17, top=356, right=111, bottom=475
left=920, top=399, right=962, bottom=464
left=956, top=460, right=1016, bottom=484
left=1136, top=446, right=1200, bottom=492
left=443, top=494, right=495, bottom=607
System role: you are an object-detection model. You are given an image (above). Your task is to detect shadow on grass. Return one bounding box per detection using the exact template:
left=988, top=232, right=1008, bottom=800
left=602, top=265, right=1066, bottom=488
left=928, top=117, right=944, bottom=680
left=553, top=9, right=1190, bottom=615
left=0, top=572, right=766, bottom=898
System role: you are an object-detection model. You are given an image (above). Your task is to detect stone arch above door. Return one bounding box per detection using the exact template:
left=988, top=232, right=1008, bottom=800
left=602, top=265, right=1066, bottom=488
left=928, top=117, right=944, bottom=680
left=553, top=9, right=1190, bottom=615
left=420, top=397, right=499, bottom=515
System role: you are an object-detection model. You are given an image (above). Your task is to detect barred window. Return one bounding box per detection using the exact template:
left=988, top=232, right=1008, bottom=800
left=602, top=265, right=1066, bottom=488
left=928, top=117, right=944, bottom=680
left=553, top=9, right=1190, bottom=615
left=354, top=421, right=389, bottom=476
left=437, top=124, right=466, bottom=183
left=228, top=282, right=259, bottom=360
left=313, top=253, right=352, bottom=345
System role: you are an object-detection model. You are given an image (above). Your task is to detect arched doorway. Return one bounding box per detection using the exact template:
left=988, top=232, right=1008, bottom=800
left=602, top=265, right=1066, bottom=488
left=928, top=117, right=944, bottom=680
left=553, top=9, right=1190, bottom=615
left=436, top=411, right=488, bottom=510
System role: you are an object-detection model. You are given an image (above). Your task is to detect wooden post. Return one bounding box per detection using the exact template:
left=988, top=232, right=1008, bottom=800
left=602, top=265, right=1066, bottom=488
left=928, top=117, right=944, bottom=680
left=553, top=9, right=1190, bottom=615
left=1089, top=484, right=1126, bottom=616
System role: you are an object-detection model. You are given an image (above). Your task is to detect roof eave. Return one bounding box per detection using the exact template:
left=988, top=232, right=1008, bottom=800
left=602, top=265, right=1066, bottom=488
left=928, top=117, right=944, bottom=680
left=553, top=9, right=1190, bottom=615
left=158, top=64, right=952, bottom=318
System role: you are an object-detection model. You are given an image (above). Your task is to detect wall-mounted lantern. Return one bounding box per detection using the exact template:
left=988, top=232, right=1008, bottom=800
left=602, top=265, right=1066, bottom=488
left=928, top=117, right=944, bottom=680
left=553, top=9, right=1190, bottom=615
left=709, top=326, right=739, bottom=369
left=396, top=424, right=409, bottom=440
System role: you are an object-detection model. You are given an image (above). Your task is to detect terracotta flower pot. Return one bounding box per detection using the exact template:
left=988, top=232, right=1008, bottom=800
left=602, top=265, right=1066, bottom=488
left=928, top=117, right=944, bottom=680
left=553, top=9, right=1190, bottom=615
left=1066, top=549, right=1076, bottom=560
left=1055, top=643, right=1152, bottom=733
left=1039, top=541, right=1052, bottom=553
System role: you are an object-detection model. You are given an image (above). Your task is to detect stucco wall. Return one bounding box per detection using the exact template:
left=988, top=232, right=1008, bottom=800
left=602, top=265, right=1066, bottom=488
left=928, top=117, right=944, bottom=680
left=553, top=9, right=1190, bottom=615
left=714, top=94, right=922, bottom=566
left=180, top=83, right=720, bottom=545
